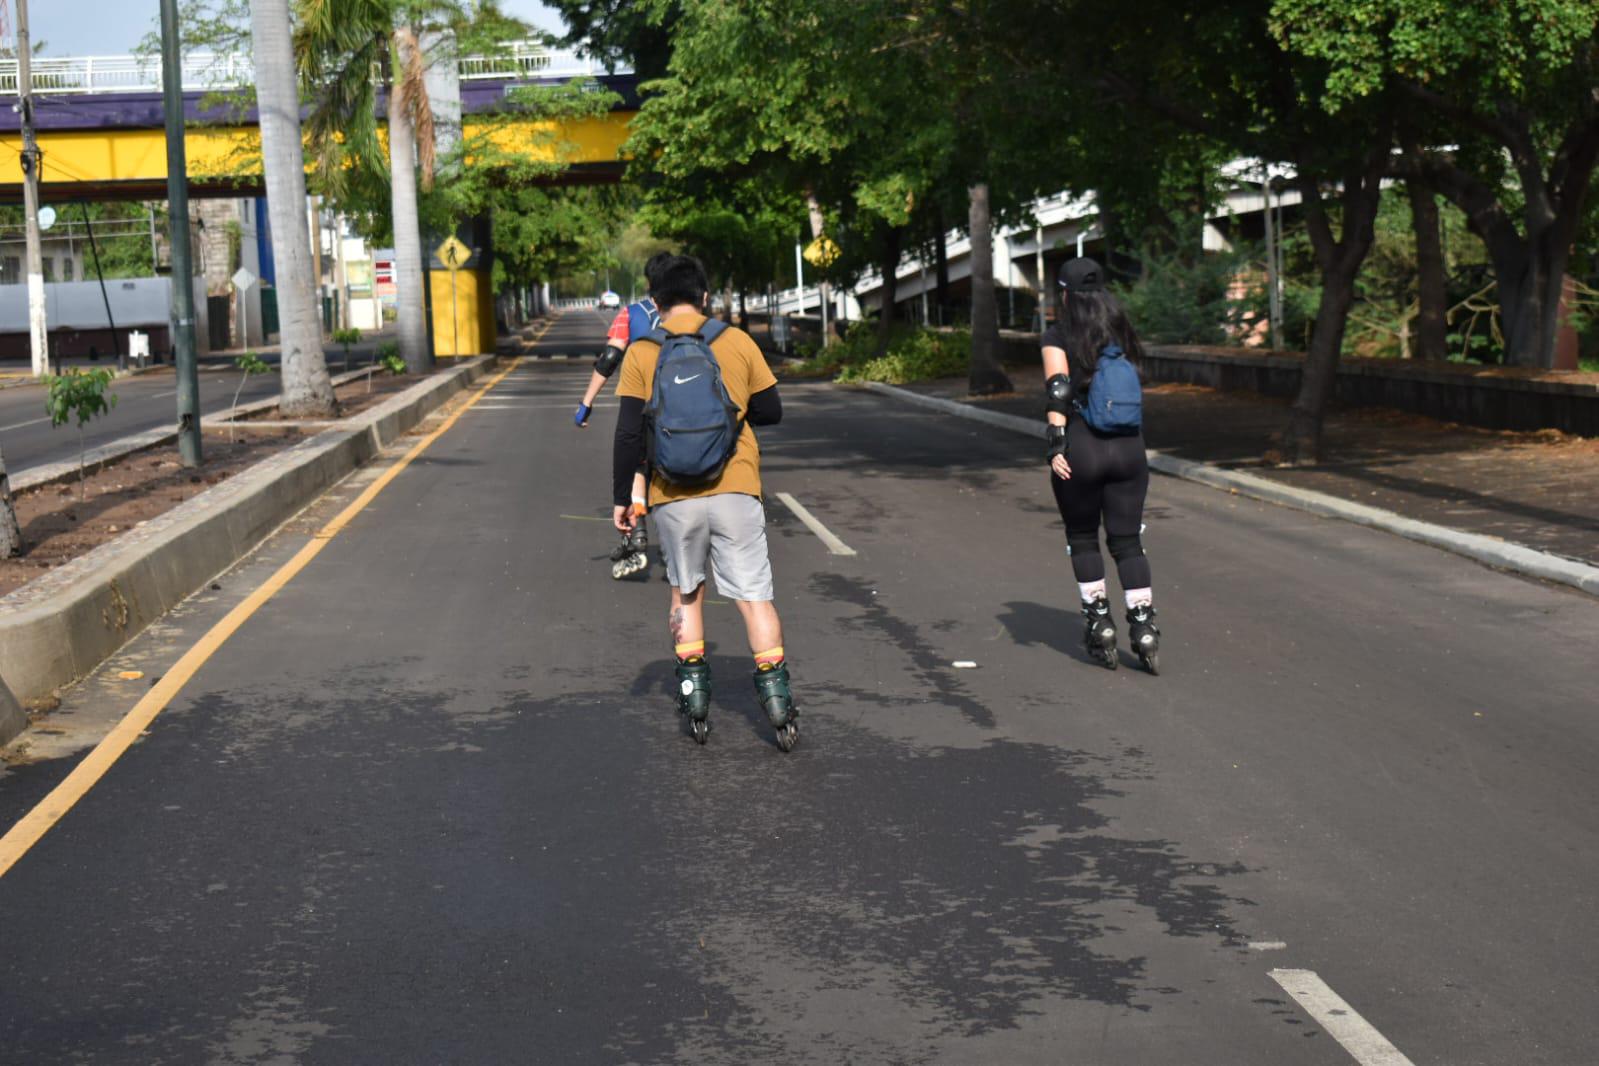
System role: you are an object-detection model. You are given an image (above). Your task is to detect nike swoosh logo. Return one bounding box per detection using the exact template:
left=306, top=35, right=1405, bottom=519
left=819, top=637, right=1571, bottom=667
left=673, top=374, right=702, bottom=384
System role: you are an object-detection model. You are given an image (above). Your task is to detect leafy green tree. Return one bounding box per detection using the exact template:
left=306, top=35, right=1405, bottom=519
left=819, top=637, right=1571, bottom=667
left=44, top=370, right=119, bottom=499
left=617, top=0, right=1054, bottom=390
left=1024, top=0, right=1398, bottom=462
left=1272, top=0, right=1599, bottom=368
left=543, top=0, right=680, bottom=79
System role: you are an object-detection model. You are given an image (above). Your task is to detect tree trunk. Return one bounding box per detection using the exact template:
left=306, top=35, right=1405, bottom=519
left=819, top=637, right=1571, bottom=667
left=389, top=32, right=433, bottom=374
left=0, top=445, right=21, bottom=558
left=1283, top=150, right=1387, bottom=465
left=876, top=225, right=902, bottom=357
left=1284, top=267, right=1360, bottom=463
left=934, top=211, right=950, bottom=322
left=738, top=290, right=747, bottom=330
left=1494, top=237, right=1572, bottom=369
left=250, top=0, right=335, bottom=417
left=1408, top=181, right=1448, bottom=361
left=966, top=183, right=1013, bottom=396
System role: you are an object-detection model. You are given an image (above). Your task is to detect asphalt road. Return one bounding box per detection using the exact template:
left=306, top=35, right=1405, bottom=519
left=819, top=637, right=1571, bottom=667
left=1, top=311, right=1596, bottom=1064
left=0, top=337, right=396, bottom=474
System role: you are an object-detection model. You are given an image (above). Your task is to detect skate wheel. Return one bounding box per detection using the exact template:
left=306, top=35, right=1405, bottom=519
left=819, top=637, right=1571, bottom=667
left=691, top=718, right=710, bottom=745
left=775, top=721, right=799, bottom=753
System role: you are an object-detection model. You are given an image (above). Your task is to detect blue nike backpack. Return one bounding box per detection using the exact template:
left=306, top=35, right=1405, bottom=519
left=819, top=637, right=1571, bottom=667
left=1077, top=345, right=1143, bottom=435
left=644, top=320, right=745, bottom=485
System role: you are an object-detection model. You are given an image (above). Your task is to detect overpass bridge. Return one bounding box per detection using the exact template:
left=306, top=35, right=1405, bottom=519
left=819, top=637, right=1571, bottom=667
left=0, top=46, right=637, bottom=203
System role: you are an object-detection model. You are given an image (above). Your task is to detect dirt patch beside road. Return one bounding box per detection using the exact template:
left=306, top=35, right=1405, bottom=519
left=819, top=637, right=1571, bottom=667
left=0, top=427, right=308, bottom=597
left=231, top=371, right=421, bottom=423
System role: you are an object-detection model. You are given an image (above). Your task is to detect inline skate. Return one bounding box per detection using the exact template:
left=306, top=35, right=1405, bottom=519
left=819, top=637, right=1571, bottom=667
left=610, top=522, right=649, bottom=579
left=1126, top=604, right=1160, bottom=675
left=753, top=663, right=799, bottom=752
left=1082, top=597, right=1118, bottom=670
left=677, top=659, right=712, bottom=744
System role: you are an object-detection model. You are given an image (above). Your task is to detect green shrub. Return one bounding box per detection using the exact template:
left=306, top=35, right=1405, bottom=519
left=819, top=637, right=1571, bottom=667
left=836, top=329, right=971, bottom=385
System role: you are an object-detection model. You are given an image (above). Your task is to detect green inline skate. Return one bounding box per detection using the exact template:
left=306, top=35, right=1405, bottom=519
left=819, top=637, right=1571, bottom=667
left=754, top=663, right=799, bottom=753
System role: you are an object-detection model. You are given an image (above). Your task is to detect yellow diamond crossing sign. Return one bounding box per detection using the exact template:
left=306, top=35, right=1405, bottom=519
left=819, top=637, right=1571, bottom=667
left=436, top=235, right=471, bottom=270
left=803, top=236, right=841, bottom=268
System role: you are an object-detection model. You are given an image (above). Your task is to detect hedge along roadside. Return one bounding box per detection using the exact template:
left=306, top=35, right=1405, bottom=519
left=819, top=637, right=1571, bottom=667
left=0, top=357, right=501, bottom=743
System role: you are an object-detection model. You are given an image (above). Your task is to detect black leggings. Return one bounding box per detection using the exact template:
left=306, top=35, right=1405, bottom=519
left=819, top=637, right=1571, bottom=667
left=1050, top=418, right=1152, bottom=591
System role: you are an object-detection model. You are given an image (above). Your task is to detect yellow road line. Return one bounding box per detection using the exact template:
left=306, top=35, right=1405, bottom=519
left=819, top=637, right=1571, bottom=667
left=0, top=352, right=532, bottom=881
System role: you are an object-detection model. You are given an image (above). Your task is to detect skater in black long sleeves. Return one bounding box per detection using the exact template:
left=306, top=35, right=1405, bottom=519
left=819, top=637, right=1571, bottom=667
left=1040, top=257, right=1161, bottom=673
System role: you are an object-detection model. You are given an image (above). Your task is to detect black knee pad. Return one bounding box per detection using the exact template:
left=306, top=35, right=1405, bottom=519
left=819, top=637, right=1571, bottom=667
left=1066, top=529, right=1101, bottom=558
left=1106, top=532, right=1144, bottom=562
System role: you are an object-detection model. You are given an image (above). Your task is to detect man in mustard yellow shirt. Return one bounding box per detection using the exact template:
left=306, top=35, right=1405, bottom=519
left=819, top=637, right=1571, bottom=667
left=610, top=255, right=798, bottom=751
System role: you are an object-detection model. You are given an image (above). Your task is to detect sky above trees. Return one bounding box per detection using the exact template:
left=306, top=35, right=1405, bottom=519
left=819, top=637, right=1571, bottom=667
left=22, top=0, right=564, bottom=55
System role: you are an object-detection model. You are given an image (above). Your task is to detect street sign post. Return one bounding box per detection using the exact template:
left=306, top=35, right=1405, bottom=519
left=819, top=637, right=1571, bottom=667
left=435, top=236, right=470, bottom=356
left=232, top=267, right=257, bottom=348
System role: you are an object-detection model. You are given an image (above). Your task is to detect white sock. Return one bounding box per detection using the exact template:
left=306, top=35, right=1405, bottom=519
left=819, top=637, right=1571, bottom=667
left=1125, top=588, right=1153, bottom=610
left=1078, top=580, right=1107, bottom=603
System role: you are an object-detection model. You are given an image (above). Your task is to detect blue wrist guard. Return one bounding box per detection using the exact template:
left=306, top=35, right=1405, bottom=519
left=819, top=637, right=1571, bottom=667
left=574, top=403, right=592, bottom=427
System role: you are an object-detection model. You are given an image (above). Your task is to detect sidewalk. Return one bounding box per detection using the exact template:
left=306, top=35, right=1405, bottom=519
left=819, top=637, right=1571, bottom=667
left=900, top=377, right=1599, bottom=568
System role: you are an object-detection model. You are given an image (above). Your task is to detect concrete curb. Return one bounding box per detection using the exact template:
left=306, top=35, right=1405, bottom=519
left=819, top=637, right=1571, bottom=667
left=0, top=357, right=499, bottom=740
left=11, top=366, right=385, bottom=497
left=863, top=381, right=1599, bottom=597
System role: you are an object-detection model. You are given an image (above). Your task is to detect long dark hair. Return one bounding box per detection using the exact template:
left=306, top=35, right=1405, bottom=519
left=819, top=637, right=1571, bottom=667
left=1057, top=287, right=1144, bottom=383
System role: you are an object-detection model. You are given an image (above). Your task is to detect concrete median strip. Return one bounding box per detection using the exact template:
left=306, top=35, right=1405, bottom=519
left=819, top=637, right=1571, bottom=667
left=864, top=380, right=1599, bottom=598
left=0, top=357, right=500, bottom=742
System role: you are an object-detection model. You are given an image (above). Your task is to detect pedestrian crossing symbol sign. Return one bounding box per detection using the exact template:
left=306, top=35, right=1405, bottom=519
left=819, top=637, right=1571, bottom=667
left=803, top=236, right=841, bottom=268
left=436, top=236, right=471, bottom=270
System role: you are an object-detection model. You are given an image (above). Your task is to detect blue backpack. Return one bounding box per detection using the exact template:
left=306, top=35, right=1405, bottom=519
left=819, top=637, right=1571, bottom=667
left=1077, top=345, right=1142, bottom=435
left=644, top=320, right=744, bottom=485
left=626, top=297, right=661, bottom=343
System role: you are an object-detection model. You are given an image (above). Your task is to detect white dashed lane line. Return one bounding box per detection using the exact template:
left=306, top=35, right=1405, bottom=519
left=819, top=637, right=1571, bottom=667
left=1270, top=969, right=1416, bottom=1066
left=775, top=492, right=857, bottom=557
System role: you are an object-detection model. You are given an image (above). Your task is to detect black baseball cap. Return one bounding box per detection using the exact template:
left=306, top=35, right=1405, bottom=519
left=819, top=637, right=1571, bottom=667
left=1058, top=256, right=1105, bottom=292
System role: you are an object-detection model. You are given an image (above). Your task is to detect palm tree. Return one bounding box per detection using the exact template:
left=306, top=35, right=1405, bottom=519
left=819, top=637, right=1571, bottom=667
left=0, top=445, right=21, bottom=559
left=250, top=0, right=338, bottom=416
left=296, top=0, right=437, bottom=374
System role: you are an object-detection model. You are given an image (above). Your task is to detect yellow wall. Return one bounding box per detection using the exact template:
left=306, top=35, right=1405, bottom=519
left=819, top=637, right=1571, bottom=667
left=431, top=268, right=496, bottom=357
left=3, top=127, right=261, bottom=186
left=2, top=110, right=634, bottom=189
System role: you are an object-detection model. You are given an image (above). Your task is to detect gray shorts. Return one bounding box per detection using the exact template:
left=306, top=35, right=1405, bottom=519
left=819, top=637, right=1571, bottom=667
left=650, top=493, right=775, bottom=601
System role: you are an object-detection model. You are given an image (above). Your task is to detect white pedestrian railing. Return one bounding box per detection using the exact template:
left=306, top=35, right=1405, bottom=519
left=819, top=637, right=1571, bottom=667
left=0, top=44, right=612, bottom=96
left=457, top=43, right=607, bottom=81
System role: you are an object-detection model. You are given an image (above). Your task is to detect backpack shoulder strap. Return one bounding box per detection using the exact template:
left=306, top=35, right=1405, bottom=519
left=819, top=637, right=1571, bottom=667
left=644, top=328, right=669, bottom=347
left=699, top=319, right=730, bottom=345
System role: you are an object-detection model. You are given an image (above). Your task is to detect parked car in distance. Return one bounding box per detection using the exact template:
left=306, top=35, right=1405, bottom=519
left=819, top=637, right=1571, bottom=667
left=599, top=290, right=622, bottom=309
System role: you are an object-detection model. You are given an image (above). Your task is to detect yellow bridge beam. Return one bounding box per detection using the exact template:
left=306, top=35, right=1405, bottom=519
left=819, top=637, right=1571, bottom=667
left=0, top=111, right=634, bottom=203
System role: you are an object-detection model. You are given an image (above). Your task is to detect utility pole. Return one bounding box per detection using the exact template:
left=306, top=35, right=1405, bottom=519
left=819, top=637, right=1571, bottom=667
left=1262, top=166, right=1282, bottom=350
left=160, top=0, right=203, bottom=465
left=16, top=0, right=48, bottom=378
left=1034, top=223, right=1045, bottom=333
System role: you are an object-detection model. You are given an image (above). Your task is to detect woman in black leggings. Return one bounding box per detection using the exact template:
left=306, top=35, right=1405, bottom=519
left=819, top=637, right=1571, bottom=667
left=1040, top=257, right=1160, bottom=673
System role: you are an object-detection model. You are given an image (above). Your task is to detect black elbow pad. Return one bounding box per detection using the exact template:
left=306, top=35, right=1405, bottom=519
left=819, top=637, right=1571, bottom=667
left=594, top=345, right=624, bottom=378
left=1045, top=373, right=1072, bottom=415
